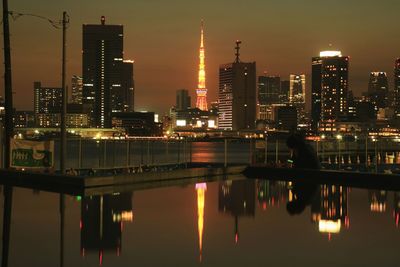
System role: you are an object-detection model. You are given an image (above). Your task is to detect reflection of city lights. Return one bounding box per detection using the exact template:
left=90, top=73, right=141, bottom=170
left=370, top=203, right=386, bottom=212
left=319, top=219, right=341, bottom=233
left=112, top=211, right=134, bottom=222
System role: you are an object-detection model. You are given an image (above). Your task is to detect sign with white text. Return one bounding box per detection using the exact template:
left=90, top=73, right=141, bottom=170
left=10, top=139, right=54, bottom=169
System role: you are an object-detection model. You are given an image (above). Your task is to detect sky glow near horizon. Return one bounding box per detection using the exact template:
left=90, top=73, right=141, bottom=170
left=1, top=0, right=399, bottom=114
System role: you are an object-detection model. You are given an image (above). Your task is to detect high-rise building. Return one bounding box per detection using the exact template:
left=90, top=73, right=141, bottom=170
left=71, top=75, right=83, bottom=104
left=122, top=60, right=135, bottom=112
left=368, top=72, right=389, bottom=109
left=280, top=80, right=290, bottom=104
left=395, top=59, right=400, bottom=115
left=195, top=21, right=208, bottom=111
left=312, top=51, right=349, bottom=132
left=258, top=75, right=280, bottom=105
left=34, top=81, right=62, bottom=114
left=111, top=60, right=134, bottom=113
left=218, top=41, right=256, bottom=130
left=289, top=74, right=306, bottom=104
left=176, top=89, right=191, bottom=111
left=82, top=16, right=124, bottom=128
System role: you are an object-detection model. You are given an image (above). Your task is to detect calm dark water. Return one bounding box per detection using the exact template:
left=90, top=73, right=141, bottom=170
left=1, top=178, right=399, bottom=267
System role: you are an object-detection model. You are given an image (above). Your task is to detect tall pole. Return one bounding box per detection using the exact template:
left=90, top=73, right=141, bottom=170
left=3, top=0, right=13, bottom=169
left=60, top=11, right=68, bottom=174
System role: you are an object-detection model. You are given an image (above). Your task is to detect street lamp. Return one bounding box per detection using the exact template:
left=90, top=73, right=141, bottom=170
left=336, top=134, right=343, bottom=170
left=372, top=136, right=378, bottom=173
left=321, top=134, right=326, bottom=162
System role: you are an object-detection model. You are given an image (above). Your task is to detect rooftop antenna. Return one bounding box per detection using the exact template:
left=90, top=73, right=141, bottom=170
left=235, top=40, right=241, bottom=63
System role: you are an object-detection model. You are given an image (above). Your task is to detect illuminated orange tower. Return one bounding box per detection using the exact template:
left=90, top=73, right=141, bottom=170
left=196, top=182, right=207, bottom=262
left=196, top=21, right=208, bottom=111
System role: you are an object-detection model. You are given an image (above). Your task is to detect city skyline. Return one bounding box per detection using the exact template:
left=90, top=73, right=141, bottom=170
left=1, top=0, right=399, bottom=114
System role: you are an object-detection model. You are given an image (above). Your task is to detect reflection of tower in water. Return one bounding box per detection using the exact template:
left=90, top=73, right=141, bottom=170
left=80, top=192, right=133, bottom=265
left=311, top=185, right=349, bottom=240
left=369, top=190, right=387, bottom=213
left=219, top=180, right=255, bottom=243
left=195, top=183, right=207, bottom=262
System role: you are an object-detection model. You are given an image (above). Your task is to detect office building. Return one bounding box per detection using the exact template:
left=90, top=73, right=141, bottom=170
left=82, top=16, right=124, bottom=128
left=176, top=89, right=191, bottom=111
left=368, top=72, right=389, bottom=109
left=34, top=81, right=62, bottom=114
left=312, top=51, right=349, bottom=132
left=258, top=75, right=281, bottom=105
left=395, top=59, right=400, bottom=115
left=122, top=60, right=135, bottom=112
left=289, top=74, right=305, bottom=104
left=218, top=41, right=256, bottom=130
left=71, top=75, right=83, bottom=104
left=280, top=80, right=290, bottom=104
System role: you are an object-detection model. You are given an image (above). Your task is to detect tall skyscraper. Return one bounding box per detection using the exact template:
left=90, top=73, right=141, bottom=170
left=122, top=60, right=135, bottom=112
left=258, top=75, right=280, bottom=105
left=82, top=16, right=123, bottom=128
left=395, top=59, right=400, bottom=115
left=312, top=51, right=349, bottom=132
left=34, top=81, right=62, bottom=114
left=176, top=89, right=191, bottom=110
left=368, top=72, right=389, bottom=109
left=289, top=74, right=306, bottom=104
left=112, top=60, right=135, bottom=112
left=280, top=80, right=290, bottom=104
left=195, top=21, right=208, bottom=111
left=71, top=75, right=83, bottom=104
left=218, top=41, right=256, bottom=130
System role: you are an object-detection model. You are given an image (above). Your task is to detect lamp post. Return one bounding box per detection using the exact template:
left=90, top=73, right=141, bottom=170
left=321, top=134, right=326, bottom=163
left=372, top=136, right=378, bottom=173
left=336, top=134, right=342, bottom=170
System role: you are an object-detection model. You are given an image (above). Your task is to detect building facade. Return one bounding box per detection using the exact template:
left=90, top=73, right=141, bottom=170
left=83, top=16, right=134, bottom=128
left=176, top=89, right=191, bottom=111
left=218, top=43, right=256, bottom=131
left=71, top=75, right=83, bottom=104
left=312, top=51, right=349, bottom=132
left=368, top=72, right=389, bottom=109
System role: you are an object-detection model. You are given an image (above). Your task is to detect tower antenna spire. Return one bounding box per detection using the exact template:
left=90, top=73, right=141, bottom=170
left=195, top=20, right=208, bottom=111
left=235, top=40, right=241, bottom=63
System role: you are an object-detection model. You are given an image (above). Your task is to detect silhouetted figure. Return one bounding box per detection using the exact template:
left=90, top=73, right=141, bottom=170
left=286, top=134, right=320, bottom=169
left=286, top=134, right=320, bottom=215
left=286, top=182, right=319, bottom=215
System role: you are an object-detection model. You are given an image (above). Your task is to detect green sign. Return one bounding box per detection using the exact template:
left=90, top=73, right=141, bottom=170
left=10, top=139, right=54, bottom=169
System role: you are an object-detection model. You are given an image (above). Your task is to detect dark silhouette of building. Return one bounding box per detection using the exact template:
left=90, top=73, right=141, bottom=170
left=275, top=105, right=297, bottom=130
left=176, top=89, right=191, bottom=111
left=13, top=111, right=35, bottom=128
left=280, top=80, right=290, bottom=104
left=122, top=60, right=135, bottom=112
left=218, top=41, right=256, bottom=130
left=258, top=75, right=280, bottom=105
left=71, top=75, right=83, bottom=104
left=80, top=193, right=133, bottom=262
left=112, top=60, right=135, bottom=113
left=368, top=72, right=389, bottom=109
left=312, top=51, right=349, bottom=132
left=219, top=180, right=255, bottom=243
left=394, top=59, right=400, bottom=115
left=111, top=112, right=161, bottom=136
left=82, top=16, right=134, bottom=128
